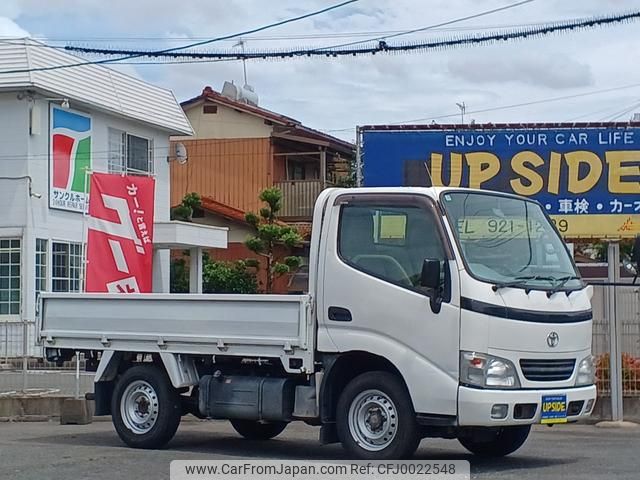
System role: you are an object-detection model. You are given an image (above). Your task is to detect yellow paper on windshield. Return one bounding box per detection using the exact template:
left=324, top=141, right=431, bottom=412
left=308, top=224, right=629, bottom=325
left=379, top=214, right=407, bottom=240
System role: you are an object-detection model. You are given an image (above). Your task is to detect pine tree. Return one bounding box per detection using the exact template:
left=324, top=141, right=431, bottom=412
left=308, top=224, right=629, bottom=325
left=245, top=187, right=303, bottom=293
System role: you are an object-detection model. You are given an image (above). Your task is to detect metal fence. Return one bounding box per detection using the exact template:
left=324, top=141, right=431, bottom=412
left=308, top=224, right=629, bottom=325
left=0, top=321, right=94, bottom=397
left=590, top=282, right=640, bottom=398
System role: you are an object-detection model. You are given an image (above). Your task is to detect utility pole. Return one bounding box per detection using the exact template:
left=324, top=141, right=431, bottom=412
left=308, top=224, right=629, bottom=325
left=456, top=102, right=466, bottom=124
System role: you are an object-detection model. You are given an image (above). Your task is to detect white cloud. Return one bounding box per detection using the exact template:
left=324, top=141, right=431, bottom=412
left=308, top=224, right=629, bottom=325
left=5, top=0, right=640, bottom=138
left=447, top=50, right=594, bottom=89
left=0, top=16, right=29, bottom=37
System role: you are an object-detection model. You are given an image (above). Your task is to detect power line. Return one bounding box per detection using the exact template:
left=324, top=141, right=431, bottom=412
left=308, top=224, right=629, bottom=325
left=324, top=81, right=640, bottom=132
left=29, top=21, right=573, bottom=43
left=313, top=0, right=535, bottom=51
left=565, top=103, right=630, bottom=122
left=63, top=10, right=640, bottom=63
left=0, top=0, right=359, bottom=75
left=52, top=1, right=533, bottom=48
left=605, top=101, right=640, bottom=121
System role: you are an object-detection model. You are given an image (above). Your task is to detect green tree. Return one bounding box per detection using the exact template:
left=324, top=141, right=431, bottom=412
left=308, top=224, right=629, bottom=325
left=584, top=240, right=634, bottom=262
left=169, top=257, right=190, bottom=293
left=171, top=192, right=202, bottom=221
left=245, top=187, right=303, bottom=293
left=334, top=156, right=358, bottom=187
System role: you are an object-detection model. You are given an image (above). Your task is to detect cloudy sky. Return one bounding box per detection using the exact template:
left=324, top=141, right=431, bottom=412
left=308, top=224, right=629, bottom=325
left=1, top=0, right=639, bottom=141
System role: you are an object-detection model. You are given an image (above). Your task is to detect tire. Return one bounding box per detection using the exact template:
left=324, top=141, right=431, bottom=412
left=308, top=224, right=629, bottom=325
left=336, top=371, right=420, bottom=460
left=458, top=425, right=531, bottom=457
left=230, top=419, right=288, bottom=440
left=111, top=365, right=182, bottom=449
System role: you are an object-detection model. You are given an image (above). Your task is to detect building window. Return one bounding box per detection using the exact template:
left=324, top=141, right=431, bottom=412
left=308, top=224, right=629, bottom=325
left=52, top=242, right=83, bottom=292
left=0, top=239, right=20, bottom=315
left=288, top=160, right=319, bottom=181
left=35, top=239, right=48, bottom=298
left=291, top=163, right=305, bottom=180
left=108, top=128, right=153, bottom=175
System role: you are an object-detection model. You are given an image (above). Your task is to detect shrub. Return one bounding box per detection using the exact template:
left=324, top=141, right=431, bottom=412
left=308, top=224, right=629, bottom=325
left=203, top=259, right=258, bottom=294
left=170, top=255, right=257, bottom=294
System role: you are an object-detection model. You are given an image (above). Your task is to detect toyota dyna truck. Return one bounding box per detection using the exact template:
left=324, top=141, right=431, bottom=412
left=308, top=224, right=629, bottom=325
left=38, top=187, right=596, bottom=459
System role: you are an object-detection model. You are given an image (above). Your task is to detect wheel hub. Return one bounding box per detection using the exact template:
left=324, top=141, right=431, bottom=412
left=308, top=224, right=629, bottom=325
left=120, top=380, right=159, bottom=434
left=365, top=407, right=386, bottom=432
left=135, top=396, right=150, bottom=416
left=348, top=389, right=398, bottom=452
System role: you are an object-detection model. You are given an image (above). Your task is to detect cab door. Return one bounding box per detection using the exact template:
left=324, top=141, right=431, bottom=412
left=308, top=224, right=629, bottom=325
left=318, top=192, right=460, bottom=416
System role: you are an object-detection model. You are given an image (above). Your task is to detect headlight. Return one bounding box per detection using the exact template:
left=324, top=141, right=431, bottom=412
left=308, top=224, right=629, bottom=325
left=460, top=351, right=521, bottom=389
left=576, top=355, right=595, bottom=386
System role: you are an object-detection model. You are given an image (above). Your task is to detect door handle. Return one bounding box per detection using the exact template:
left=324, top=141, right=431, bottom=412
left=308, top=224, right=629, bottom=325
left=328, top=306, right=352, bottom=322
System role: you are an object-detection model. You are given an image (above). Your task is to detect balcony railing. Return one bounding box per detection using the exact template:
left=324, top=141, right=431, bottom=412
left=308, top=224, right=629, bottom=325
left=274, top=180, right=325, bottom=219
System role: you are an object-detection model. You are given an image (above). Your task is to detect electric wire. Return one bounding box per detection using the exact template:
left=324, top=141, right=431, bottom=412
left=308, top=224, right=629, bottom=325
left=0, top=0, right=359, bottom=75
left=62, top=10, right=640, bottom=63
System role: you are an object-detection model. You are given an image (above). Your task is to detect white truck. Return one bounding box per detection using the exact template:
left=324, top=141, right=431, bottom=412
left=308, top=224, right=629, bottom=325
left=39, top=187, right=596, bottom=459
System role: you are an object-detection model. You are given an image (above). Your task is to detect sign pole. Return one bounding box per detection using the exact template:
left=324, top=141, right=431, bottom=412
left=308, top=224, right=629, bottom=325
left=607, top=240, right=623, bottom=421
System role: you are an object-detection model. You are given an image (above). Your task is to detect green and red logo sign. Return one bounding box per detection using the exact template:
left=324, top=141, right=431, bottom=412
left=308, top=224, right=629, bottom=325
left=50, top=106, right=92, bottom=212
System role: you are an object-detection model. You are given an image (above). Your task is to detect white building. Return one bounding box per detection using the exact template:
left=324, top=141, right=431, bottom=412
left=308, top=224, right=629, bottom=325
left=0, top=39, right=226, bottom=358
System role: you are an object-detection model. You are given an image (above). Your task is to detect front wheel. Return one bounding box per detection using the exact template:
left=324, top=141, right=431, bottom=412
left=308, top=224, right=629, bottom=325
left=336, top=371, right=420, bottom=460
left=111, top=365, right=182, bottom=449
left=458, top=425, right=531, bottom=457
left=230, top=419, right=288, bottom=440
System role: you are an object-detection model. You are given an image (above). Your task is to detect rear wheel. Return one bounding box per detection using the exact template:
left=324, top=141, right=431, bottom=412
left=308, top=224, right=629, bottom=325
left=230, top=419, right=288, bottom=440
left=336, top=371, right=420, bottom=459
left=112, top=365, right=181, bottom=449
left=458, top=425, right=531, bottom=457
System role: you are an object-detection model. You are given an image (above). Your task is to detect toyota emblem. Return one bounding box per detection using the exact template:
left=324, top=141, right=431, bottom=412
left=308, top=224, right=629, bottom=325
left=547, top=332, right=560, bottom=348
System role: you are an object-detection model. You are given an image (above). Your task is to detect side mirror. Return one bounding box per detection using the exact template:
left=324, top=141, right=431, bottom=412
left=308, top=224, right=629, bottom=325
left=420, top=258, right=441, bottom=289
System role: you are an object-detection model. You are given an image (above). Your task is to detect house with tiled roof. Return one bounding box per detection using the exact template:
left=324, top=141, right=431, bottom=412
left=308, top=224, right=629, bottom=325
left=171, top=83, right=355, bottom=221
left=170, top=83, right=355, bottom=292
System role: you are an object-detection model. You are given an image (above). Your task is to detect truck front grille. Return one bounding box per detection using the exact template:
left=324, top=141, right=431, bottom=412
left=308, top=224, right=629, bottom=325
left=519, top=358, right=576, bottom=382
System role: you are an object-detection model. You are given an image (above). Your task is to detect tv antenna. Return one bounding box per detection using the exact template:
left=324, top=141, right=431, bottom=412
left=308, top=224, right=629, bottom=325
left=456, top=101, right=466, bottom=124
left=234, top=39, right=248, bottom=85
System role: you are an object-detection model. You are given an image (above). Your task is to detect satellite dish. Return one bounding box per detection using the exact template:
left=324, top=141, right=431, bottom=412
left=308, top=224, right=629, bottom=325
left=175, top=142, right=188, bottom=165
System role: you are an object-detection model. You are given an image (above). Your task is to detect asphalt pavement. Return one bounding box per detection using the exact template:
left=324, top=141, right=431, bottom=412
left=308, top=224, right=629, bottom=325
left=0, top=419, right=638, bottom=480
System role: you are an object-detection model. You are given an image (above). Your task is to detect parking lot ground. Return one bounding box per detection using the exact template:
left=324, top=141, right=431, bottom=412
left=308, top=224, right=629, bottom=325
left=0, top=420, right=638, bottom=480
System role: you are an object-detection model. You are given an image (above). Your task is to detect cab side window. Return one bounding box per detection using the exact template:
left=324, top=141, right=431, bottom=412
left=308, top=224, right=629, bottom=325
left=338, top=202, right=446, bottom=289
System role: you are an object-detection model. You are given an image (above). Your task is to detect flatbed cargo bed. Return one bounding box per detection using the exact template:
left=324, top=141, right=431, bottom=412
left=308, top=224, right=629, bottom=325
left=39, top=293, right=314, bottom=372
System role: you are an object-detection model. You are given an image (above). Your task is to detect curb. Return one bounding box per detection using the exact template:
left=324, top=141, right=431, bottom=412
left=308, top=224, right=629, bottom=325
left=0, top=414, right=209, bottom=423
left=0, top=415, right=53, bottom=422
left=595, top=420, right=639, bottom=429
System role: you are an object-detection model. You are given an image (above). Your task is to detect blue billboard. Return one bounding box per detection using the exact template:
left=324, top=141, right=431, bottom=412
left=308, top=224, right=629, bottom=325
left=362, top=126, right=640, bottom=238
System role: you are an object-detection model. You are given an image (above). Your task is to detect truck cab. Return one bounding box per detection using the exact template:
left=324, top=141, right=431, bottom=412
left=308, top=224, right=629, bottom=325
left=40, top=187, right=596, bottom=460
left=310, top=187, right=595, bottom=456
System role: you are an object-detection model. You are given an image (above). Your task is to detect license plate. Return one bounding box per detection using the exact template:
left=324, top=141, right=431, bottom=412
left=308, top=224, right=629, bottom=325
left=541, top=394, right=567, bottom=424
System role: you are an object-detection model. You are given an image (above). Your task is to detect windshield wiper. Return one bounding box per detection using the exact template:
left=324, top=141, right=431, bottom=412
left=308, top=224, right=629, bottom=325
left=491, top=275, right=560, bottom=292
left=547, top=275, right=583, bottom=296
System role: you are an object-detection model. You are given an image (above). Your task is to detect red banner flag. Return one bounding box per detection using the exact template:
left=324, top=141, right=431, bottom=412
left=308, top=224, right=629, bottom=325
left=86, top=173, right=155, bottom=293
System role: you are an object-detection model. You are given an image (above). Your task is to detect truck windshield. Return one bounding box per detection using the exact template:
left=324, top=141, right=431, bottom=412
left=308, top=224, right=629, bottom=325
left=441, top=192, right=582, bottom=291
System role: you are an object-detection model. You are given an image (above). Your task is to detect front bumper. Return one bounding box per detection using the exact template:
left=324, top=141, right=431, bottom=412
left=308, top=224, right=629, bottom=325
left=458, top=384, right=596, bottom=426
